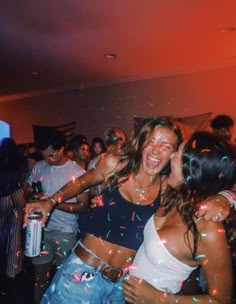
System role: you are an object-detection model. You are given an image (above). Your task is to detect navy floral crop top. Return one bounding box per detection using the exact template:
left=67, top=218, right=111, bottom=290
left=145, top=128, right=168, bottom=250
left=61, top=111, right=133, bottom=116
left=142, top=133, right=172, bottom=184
left=86, top=185, right=161, bottom=251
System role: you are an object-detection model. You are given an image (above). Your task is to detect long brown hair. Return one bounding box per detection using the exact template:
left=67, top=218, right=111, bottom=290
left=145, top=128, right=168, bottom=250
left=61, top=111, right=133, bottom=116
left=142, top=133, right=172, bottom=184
left=107, top=116, right=183, bottom=187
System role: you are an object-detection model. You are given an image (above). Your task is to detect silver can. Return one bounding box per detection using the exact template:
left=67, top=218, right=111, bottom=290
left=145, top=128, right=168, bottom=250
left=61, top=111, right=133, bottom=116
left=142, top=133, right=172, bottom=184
left=25, top=213, right=42, bottom=257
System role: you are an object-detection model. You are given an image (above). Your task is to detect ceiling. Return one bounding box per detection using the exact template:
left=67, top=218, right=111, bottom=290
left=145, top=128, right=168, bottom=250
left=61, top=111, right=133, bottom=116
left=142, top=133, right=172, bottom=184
left=1, top=0, right=236, bottom=102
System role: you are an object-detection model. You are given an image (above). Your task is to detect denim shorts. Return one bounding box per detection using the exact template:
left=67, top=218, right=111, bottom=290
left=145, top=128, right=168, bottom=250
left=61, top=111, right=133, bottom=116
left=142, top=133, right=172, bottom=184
left=40, top=251, right=126, bottom=304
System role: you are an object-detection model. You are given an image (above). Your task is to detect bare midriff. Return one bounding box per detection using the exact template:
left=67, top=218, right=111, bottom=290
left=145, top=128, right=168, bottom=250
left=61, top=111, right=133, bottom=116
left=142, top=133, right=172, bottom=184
left=80, top=233, right=136, bottom=270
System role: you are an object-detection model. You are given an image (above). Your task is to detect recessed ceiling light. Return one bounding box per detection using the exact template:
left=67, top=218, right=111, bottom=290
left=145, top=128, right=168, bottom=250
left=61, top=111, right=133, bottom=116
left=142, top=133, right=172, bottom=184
left=104, top=53, right=117, bottom=59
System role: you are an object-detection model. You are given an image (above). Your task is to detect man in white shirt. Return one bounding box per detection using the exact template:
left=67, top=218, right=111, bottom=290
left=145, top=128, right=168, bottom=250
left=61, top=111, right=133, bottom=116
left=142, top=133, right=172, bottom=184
left=25, top=130, right=89, bottom=304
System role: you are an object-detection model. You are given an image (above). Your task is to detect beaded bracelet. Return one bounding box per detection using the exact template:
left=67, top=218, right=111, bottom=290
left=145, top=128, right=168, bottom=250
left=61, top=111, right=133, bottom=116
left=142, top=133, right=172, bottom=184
left=218, top=190, right=236, bottom=210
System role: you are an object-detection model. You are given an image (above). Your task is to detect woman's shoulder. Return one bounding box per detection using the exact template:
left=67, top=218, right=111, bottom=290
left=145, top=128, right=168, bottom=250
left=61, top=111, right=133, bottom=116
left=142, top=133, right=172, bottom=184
left=196, top=218, right=229, bottom=252
left=90, top=152, right=124, bottom=183
left=98, top=152, right=124, bottom=172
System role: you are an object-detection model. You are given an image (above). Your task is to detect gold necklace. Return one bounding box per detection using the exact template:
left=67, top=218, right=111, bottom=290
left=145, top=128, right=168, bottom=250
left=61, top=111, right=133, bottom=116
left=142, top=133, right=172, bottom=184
left=134, top=174, right=154, bottom=204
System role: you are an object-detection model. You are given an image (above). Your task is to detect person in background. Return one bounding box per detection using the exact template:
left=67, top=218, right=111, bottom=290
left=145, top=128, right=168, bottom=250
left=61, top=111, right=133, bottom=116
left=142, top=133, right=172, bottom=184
left=64, top=134, right=88, bottom=161
left=24, top=130, right=89, bottom=304
left=88, top=126, right=127, bottom=196
left=27, top=142, right=43, bottom=162
left=24, top=117, right=233, bottom=304
left=104, top=126, right=128, bottom=154
left=74, top=141, right=91, bottom=236
left=0, top=138, right=28, bottom=279
left=210, top=114, right=234, bottom=143
left=25, top=143, right=43, bottom=180
left=64, top=134, right=90, bottom=170
left=124, top=131, right=236, bottom=304
left=90, top=137, right=106, bottom=160
left=75, top=141, right=90, bottom=170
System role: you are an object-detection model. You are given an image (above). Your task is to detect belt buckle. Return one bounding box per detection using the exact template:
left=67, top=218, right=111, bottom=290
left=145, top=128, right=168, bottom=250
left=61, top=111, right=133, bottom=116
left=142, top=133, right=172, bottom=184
left=100, top=264, right=124, bottom=283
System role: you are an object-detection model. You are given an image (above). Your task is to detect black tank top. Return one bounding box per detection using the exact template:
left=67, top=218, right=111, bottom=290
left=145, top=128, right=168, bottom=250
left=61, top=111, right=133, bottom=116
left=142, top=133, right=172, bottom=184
left=87, top=184, right=161, bottom=250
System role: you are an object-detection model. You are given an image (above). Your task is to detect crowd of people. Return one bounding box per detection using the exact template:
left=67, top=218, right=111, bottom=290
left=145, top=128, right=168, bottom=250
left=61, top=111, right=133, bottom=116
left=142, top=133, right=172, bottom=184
left=0, top=114, right=236, bottom=304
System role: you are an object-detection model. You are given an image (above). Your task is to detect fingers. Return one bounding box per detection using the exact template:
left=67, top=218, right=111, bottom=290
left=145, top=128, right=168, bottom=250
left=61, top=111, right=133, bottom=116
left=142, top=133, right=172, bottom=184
left=212, top=212, right=224, bottom=222
left=23, top=203, right=34, bottom=225
left=23, top=200, right=52, bottom=226
left=123, top=283, right=136, bottom=303
left=90, top=195, right=104, bottom=208
left=97, top=195, right=104, bottom=207
left=196, top=203, right=226, bottom=222
left=124, top=296, right=134, bottom=303
left=195, top=204, right=207, bottom=218
left=197, top=194, right=230, bottom=222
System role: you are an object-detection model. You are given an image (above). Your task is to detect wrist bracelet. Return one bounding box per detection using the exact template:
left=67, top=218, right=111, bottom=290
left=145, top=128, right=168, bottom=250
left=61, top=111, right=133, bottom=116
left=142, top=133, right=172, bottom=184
left=218, top=190, right=236, bottom=210
left=49, top=197, right=60, bottom=207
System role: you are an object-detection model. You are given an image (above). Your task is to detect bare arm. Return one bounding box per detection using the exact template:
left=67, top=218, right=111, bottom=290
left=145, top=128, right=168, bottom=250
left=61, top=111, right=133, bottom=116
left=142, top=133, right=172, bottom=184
left=56, top=191, right=90, bottom=213
left=24, top=153, right=121, bottom=223
left=54, top=153, right=121, bottom=201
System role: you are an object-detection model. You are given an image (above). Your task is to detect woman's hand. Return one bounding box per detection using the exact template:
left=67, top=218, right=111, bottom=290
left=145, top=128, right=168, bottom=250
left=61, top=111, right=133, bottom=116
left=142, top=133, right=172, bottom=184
left=23, top=199, right=54, bottom=226
left=196, top=194, right=231, bottom=222
left=123, top=276, right=163, bottom=304
left=90, top=195, right=104, bottom=208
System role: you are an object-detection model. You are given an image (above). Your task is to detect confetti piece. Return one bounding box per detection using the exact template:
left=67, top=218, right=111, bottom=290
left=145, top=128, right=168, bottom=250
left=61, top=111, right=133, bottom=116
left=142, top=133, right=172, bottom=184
left=195, top=254, right=206, bottom=260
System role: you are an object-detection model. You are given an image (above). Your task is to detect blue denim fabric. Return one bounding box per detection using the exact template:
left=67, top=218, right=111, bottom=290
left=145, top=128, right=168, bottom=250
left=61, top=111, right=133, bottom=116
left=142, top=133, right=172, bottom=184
left=40, top=251, right=126, bottom=304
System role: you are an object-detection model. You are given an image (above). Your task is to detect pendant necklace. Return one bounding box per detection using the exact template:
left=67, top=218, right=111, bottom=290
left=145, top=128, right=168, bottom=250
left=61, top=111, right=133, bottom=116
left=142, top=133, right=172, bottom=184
left=134, top=174, right=153, bottom=204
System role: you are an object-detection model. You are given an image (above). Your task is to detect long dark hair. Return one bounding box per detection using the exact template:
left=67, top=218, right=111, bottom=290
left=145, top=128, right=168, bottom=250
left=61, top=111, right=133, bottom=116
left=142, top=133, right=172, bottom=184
left=161, top=131, right=236, bottom=258
left=107, top=116, right=183, bottom=187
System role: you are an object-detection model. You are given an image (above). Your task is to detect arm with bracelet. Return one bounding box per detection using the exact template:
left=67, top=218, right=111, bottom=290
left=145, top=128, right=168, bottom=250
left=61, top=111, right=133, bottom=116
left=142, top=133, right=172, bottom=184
left=24, top=153, right=122, bottom=224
